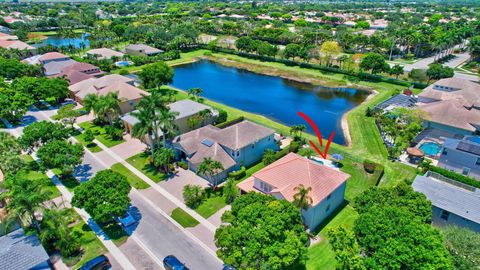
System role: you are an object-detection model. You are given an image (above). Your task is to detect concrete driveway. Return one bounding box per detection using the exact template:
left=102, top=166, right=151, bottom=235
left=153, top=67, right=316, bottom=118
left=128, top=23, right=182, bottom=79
left=158, top=168, right=210, bottom=203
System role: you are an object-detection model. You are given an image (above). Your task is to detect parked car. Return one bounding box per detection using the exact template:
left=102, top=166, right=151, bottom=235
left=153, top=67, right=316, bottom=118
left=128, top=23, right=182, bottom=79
left=163, top=255, right=189, bottom=270
left=116, top=211, right=136, bottom=229
left=79, top=255, right=111, bottom=270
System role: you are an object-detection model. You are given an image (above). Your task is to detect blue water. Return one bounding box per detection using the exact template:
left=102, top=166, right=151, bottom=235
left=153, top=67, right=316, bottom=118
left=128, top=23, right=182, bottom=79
left=116, top=61, right=130, bottom=67
left=171, top=60, right=368, bottom=145
left=420, top=142, right=441, bottom=156
left=33, top=34, right=90, bottom=48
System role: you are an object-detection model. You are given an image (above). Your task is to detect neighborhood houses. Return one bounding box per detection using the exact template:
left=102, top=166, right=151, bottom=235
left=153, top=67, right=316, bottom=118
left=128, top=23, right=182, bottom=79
left=0, top=1, right=479, bottom=270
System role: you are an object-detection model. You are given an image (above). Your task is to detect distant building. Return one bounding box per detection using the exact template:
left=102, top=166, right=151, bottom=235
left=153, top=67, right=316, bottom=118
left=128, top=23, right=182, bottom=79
left=0, top=37, right=35, bottom=54
left=122, top=99, right=218, bottom=139
left=68, top=74, right=149, bottom=114
left=173, top=120, right=278, bottom=183
left=0, top=228, right=50, bottom=270
left=86, top=48, right=124, bottom=60
left=412, top=172, right=480, bottom=232
left=438, top=136, right=480, bottom=180
left=418, top=77, right=480, bottom=108
left=237, top=153, right=349, bottom=229
left=125, top=44, right=163, bottom=57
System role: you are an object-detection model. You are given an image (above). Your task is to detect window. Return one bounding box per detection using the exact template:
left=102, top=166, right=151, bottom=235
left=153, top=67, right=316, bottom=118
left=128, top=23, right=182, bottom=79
left=462, top=167, right=470, bottom=176
left=476, top=158, right=480, bottom=166
left=442, top=148, right=448, bottom=155
left=259, top=181, right=272, bottom=192
left=440, top=210, right=450, bottom=221
left=327, top=194, right=332, bottom=200
left=326, top=205, right=331, bottom=212
left=251, top=144, right=255, bottom=149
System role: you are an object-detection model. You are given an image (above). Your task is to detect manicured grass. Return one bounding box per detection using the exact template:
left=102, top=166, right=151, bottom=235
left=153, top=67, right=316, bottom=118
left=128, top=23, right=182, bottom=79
left=195, top=196, right=227, bottom=219
left=68, top=220, right=108, bottom=269
left=126, top=152, right=166, bottom=183
left=78, top=122, right=125, bottom=148
left=111, top=162, right=150, bottom=189
left=74, top=130, right=102, bottom=153
left=51, top=168, right=80, bottom=192
left=99, top=222, right=128, bottom=246
left=29, top=29, right=85, bottom=36
left=171, top=207, right=200, bottom=228
left=21, top=155, right=61, bottom=200
left=306, top=205, right=359, bottom=270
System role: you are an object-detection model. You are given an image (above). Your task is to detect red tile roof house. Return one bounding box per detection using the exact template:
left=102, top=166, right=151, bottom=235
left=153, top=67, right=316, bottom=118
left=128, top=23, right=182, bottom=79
left=237, top=153, right=350, bottom=229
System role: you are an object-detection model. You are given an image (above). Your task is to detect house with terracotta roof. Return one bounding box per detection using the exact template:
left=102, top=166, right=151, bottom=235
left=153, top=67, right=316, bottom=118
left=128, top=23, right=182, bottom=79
left=237, top=153, right=350, bottom=229
left=173, top=120, right=278, bottom=183
left=0, top=40, right=35, bottom=54
left=68, top=74, right=149, bottom=114
left=86, top=48, right=124, bottom=60
left=418, top=78, right=480, bottom=109
left=125, top=44, right=163, bottom=57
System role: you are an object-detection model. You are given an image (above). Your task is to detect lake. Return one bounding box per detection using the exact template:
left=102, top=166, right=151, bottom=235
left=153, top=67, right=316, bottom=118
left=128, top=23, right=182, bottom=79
left=171, top=60, right=368, bottom=145
left=33, top=33, right=90, bottom=48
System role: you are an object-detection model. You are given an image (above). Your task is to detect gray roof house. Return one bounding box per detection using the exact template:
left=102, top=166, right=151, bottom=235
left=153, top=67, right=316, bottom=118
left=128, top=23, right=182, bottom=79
left=173, top=120, right=279, bottom=184
left=125, top=44, right=163, bottom=57
left=121, top=99, right=218, bottom=138
left=412, top=172, right=480, bottom=232
left=438, top=136, right=480, bottom=180
left=374, top=94, right=417, bottom=112
left=0, top=228, right=50, bottom=270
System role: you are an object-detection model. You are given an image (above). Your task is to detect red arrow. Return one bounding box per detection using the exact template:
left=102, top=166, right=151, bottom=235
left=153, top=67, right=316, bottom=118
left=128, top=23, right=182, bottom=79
left=297, top=111, right=335, bottom=159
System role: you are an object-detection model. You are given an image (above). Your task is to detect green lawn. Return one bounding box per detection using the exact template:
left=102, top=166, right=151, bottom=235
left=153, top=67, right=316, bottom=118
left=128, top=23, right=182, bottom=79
left=67, top=220, right=108, bottom=269
left=78, top=122, right=125, bottom=148
left=20, top=155, right=61, bottom=200
left=195, top=196, right=227, bottom=219
left=306, top=206, right=359, bottom=270
left=74, top=130, right=102, bottom=153
left=51, top=168, right=80, bottom=192
left=126, top=152, right=166, bottom=183
left=99, top=222, right=128, bottom=246
left=171, top=207, right=200, bottom=228
left=111, top=162, right=149, bottom=189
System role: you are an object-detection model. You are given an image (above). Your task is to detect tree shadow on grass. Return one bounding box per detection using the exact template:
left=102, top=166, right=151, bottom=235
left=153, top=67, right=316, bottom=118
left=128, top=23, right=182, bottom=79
left=309, top=200, right=350, bottom=236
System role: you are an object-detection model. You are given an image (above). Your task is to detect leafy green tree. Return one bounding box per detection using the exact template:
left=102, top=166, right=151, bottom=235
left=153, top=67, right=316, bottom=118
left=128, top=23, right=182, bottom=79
left=56, top=104, right=80, bottom=128
left=40, top=208, right=81, bottom=257
left=262, top=149, right=276, bottom=166
left=0, top=57, right=41, bottom=79
left=83, top=92, right=120, bottom=126
left=0, top=132, right=24, bottom=176
left=292, top=184, right=313, bottom=210
left=290, top=124, right=306, bottom=140
left=83, top=129, right=95, bottom=145
left=235, top=36, right=256, bottom=53
left=283, top=43, right=301, bottom=60
left=19, top=121, right=72, bottom=151
left=409, top=68, right=428, bottom=82
left=427, top=63, right=454, bottom=82
left=187, top=87, right=203, bottom=101
left=442, top=226, right=480, bottom=270
left=223, top=178, right=238, bottom=204
left=198, top=157, right=224, bottom=188
left=215, top=193, right=308, bottom=270
left=138, top=61, right=174, bottom=89
left=389, top=64, right=404, bottom=79
left=0, top=87, right=33, bottom=122
left=354, top=21, right=370, bottom=29
left=360, top=53, right=389, bottom=74
left=468, top=36, right=480, bottom=61
left=12, top=77, right=69, bottom=102
left=182, top=184, right=204, bottom=208
left=72, top=170, right=131, bottom=224
left=328, top=226, right=365, bottom=270
left=36, top=140, right=84, bottom=176
left=153, top=147, right=174, bottom=174
left=320, top=41, right=342, bottom=66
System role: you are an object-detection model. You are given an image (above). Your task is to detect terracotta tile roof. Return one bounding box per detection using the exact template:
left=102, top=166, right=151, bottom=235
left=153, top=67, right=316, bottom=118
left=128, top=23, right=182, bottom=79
left=242, top=153, right=349, bottom=206
left=38, top=52, right=69, bottom=62
left=69, top=74, right=133, bottom=94
left=98, top=81, right=149, bottom=101
left=419, top=78, right=480, bottom=107
left=0, top=32, right=17, bottom=40
left=211, top=120, right=275, bottom=150
left=419, top=100, right=480, bottom=131
left=0, top=40, right=34, bottom=50
left=56, top=69, right=95, bottom=85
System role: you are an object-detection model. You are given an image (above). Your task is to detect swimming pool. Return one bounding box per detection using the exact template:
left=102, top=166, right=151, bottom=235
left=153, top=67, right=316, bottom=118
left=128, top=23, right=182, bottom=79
left=419, top=141, right=441, bottom=156
left=116, top=61, right=130, bottom=67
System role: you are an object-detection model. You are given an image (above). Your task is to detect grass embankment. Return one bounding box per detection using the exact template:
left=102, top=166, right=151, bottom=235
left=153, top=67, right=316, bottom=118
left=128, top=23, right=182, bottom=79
left=195, top=196, right=227, bottom=219
left=171, top=207, right=200, bottom=228
left=126, top=152, right=166, bottom=183
left=20, top=155, right=61, bottom=200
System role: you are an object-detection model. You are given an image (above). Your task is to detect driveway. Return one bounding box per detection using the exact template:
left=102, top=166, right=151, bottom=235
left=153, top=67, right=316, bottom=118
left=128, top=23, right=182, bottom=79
left=158, top=168, right=210, bottom=203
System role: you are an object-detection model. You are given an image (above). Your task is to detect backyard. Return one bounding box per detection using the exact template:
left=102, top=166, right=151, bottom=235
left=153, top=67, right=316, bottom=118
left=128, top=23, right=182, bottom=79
left=126, top=152, right=166, bottom=183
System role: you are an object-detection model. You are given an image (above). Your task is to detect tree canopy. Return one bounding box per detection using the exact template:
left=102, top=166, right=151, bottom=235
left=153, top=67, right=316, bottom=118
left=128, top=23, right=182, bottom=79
left=19, top=121, right=72, bottom=151
left=215, top=192, right=308, bottom=270
left=138, top=61, right=174, bottom=89
left=36, top=140, right=84, bottom=175
left=72, top=169, right=131, bottom=223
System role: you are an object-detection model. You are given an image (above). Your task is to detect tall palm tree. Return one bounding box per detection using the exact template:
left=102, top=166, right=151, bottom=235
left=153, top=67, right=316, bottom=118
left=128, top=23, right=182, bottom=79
left=187, top=87, right=203, bottom=102
left=293, top=184, right=313, bottom=211
left=198, top=157, right=224, bottom=188
left=131, top=107, right=157, bottom=158
left=158, top=108, right=179, bottom=148
left=153, top=147, right=175, bottom=174
left=98, top=92, right=121, bottom=127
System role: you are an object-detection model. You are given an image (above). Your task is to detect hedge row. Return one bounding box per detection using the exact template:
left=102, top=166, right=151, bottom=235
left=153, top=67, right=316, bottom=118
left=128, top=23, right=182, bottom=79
left=205, top=46, right=428, bottom=89
left=215, top=116, right=245, bottom=129
left=229, top=166, right=246, bottom=180
left=364, top=160, right=385, bottom=186
left=427, top=165, right=480, bottom=188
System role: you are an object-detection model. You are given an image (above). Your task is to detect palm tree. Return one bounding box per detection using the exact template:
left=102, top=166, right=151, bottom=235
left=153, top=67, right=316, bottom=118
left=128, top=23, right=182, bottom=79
left=293, top=184, right=313, bottom=211
left=153, top=147, right=175, bottom=174
left=198, top=157, right=224, bottom=188
left=83, top=93, right=120, bottom=127
left=187, top=87, right=203, bottom=101
left=262, top=149, right=276, bottom=165
left=290, top=124, right=306, bottom=140
left=158, top=108, right=179, bottom=148
left=131, top=107, right=157, bottom=158
left=40, top=208, right=80, bottom=257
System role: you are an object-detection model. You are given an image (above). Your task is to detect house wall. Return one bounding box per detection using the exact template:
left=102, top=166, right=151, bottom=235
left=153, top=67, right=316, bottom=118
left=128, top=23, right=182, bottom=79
left=438, top=148, right=480, bottom=180
left=119, top=98, right=142, bottom=114
left=40, top=57, right=70, bottom=65
left=31, top=260, right=51, bottom=270
left=189, top=162, right=234, bottom=185
left=125, top=48, right=146, bottom=57
left=224, top=133, right=278, bottom=169
left=176, top=114, right=216, bottom=135
left=424, top=121, right=474, bottom=136
left=431, top=206, right=480, bottom=232
left=302, top=182, right=347, bottom=230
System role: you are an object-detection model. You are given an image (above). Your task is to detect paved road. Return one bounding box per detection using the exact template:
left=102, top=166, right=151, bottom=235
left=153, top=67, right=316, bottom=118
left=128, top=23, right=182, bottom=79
left=129, top=191, right=223, bottom=270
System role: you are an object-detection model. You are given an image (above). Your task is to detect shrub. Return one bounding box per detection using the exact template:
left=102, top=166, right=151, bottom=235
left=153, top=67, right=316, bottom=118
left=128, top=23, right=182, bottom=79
left=275, top=147, right=290, bottom=160
left=177, top=161, right=188, bottom=170
left=229, top=166, right=246, bottom=180
left=216, top=116, right=244, bottom=129
left=427, top=165, right=480, bottom=188
left=363, top=159, right=377, bottom=173
left=216, top=109, right=228, bottom=124
left=183, top=184, right=204, bottom=208
left=118, top=69, right=129, bottom=75
left=288, top=141, right=301, bottom=153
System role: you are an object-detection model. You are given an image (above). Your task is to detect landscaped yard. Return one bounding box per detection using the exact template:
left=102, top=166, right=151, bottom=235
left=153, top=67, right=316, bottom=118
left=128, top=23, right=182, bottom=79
left=195, top=196, right=227, bottom=219
left=171, top=207, right=199, bottom=228
left=111, top=162, right=149, bottom=189
left=99, top=221, right=129, bottom=246
left=126, top=152, right=166, bottom=183
left=51, top=168, right=80, bottom=192
left=78, top=122, right=125, bottom=148
left=74, top=130, right=102, bottom=153
left=20, top=155, right=61, bottom=200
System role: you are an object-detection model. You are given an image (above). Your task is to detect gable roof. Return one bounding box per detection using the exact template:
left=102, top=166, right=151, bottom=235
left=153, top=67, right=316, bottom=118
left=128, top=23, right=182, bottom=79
left=86, top=48, right=124, bottom=60
left=125, top=44, right=162, bottom=54
left=412, top=174, right=480, bottom=224
left=248, top=153, right=349, bottom=206
left=419, top=100, right=480, bottom=131
left=0, top=229, right=49, bottom=270
left=212, top=120, right=275, bottom=150
left=419, top=78, right=480, bottom=107
left=69, top=74, right=133, bottom=94
left=0, top=40, right=34, bottom=50
left=38, top=52, right=69, bottom=62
